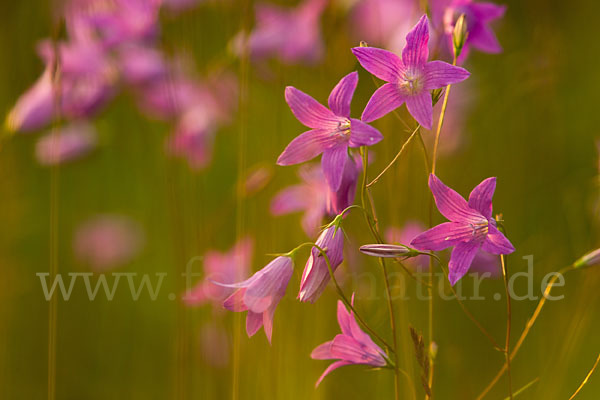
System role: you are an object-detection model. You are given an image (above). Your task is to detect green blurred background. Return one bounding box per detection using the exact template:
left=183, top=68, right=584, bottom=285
left=1, top=0, right=599, bottom=399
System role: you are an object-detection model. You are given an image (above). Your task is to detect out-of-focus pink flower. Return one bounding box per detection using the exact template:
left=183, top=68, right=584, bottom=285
left=220, top=256, right=294, bottom=343
left=271, top=164, right=331, bottom=237
left=74, top=215, right=144, bottom=270
left=199, top=322, right=230, bottom=368
left=7, top=38, right=117, bottom=133
left=311, top=294, right=387, bottom=386
left=183, top=237, right=254, bottom=308
left=118, top=45, right=167, bottom=86
left=298, top=225, right=344, bottom=303
left=431, top=0, right=506, bottom=63
left=243, top=164, right=274, bottom=196
left=272, top=155, right=362, bottom=236
left=5, top=66, right=55, bottom=133
left=351, top=0, right=420, bottom=54
left=35, top=122, right=97, bottom=166
left=66, top=0, right=162, bottom=48
left=385, top=221, right=429, bottom=269
left=234, top=0, right=326, bottom=65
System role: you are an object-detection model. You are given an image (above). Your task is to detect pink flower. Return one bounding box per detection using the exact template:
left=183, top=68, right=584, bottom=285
left=298, top=226, right=344, bottom=303
left=350, top=0, right=420, bottom=54
left=235, top=0, right=326, bottom=65
left=35, top=122, right=97, bottom=166
left=311, top=295, right=387, bottom=386
left=352, top=15, right=470, bottom=129
left=183, top=237, right=253, bottom=308
left=74, top=215, right=144, bottom=270
left=277, top=72, right=382, bottom=192
left=271, top=157, right=361, bottom=236
left=411, top=174, right=515, bottom=285
left=431, top=0, right=506, bottom=63
left=220, top=256, right=294, bottom=343
left=5, top=66, right=55, bottom=132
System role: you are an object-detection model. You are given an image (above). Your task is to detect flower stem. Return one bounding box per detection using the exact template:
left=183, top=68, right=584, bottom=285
left=431, top=55, right=457, bottom=176
left=500, top=253, right=513, bottom=400
left=367, top=124, right=421, bottom=188
left=568, top=352, right=600, bottom=400
left=476, top=265, right=575, bottom=399
left=295, top=241, right=394, bottom=352
left=359, top=146, right=401, bottom=400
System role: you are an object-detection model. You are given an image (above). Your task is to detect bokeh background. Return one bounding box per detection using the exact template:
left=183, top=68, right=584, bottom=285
left=1, top=0, right=599, bottom=399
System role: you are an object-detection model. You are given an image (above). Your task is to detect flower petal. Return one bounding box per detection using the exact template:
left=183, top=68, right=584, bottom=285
left=328, top=71, right=358, bottom=118
left=469, top=24, right=503, bottom=53
left=262, top=305, right=276, bottom=344
left=223, top=288, right=248, bottom=312
left=361, top=83, right=406, bottom=123
left=481, top=225, right=515, bottom=254
left=351, top=47, right=404, bottom=82
left=322, top=145, right=348, bottom=191
left=429, top=174, right=484, bottom=223
left=245, top=311, right=264, bottom=337
left=311, top=340, right=335, bottom=360
left=331, top=334, right=386, bottom=366
left=423, top=61, right=470, bottom=90
left=277, top=128, right=341, bottom=165
left=349, top=119, right=383, bottom=147
left=405, top=91, right=433, bottom=129
left=244, top=257, right=293, bottom=313
left=336, top=299, right=353, bottom=336
left=448, top=240, right=481, bottom=286
left=315, top=360, right=352, bottom=387
left=468, top=177, right=496, bottom=219
left=402, top=14, right=429, bottom=68
left=410, top=222, right=474, bottom=251
left=285, top=86, right=339, bottom=129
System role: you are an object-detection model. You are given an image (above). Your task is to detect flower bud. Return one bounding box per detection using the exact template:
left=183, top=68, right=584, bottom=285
left=359, top=244, right=411, bottom=258
left=573, top=248, right=600, bottom=269
left=452, top=14, right=468, bottom=59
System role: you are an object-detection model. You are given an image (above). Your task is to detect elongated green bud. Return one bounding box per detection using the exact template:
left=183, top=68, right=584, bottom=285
left=453, top=14, right=468, bottom=59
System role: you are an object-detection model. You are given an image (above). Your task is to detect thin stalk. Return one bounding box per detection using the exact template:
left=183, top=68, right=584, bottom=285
left=437, top=263, right=503, bottom=351
left=359, top=146, right=401, bottom=400
left=476, top=265, right=575, bottom=399
left=431, top=55, right=457, bottom=176
left=367, top=124, right=421, bottom=188
left=309, top=242, right=395, bottom=353
left=568, top=352, right=600, bottom=400
left=500, top=253, right=513, bottom=400
left=505, top=377, right=539, bottom=400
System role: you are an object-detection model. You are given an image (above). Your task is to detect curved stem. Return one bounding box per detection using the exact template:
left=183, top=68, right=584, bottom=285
left=431, top=55, right=457, bottom=176
left=367, top=124, right=421, bottom=188
left=291, top=242, right=394, bottom=352
left=476, top=265, right=575, bottom=400
left=437, top=263, right=503, bottom=351
left=568, top=352, right=600, bottom=400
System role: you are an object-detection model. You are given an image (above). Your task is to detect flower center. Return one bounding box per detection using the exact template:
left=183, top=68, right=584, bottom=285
left=400, top=70, right=423, bottom=95
left=470, top=219, right=489, bottom=242
left=333, top=119, right=352, bottom=138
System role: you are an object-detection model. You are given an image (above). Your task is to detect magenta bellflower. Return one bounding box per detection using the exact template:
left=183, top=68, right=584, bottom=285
left=311, top=295, right=387, bottom=386
left=411, top=174, right=515, bottom=285
left=298, top=225, right=344, bottom=303
left=352, top=15, right=470, bottom=129
left=277, top=71, right=382, bottom=192
left=219, top=256, right=294, bottom=343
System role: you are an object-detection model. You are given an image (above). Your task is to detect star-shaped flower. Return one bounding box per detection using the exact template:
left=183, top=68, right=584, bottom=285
left=352, top=15, right=470, bottom=129
left=411, top=174, right=515, bottom=285
left=277, top=71, right=382, bottom=191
